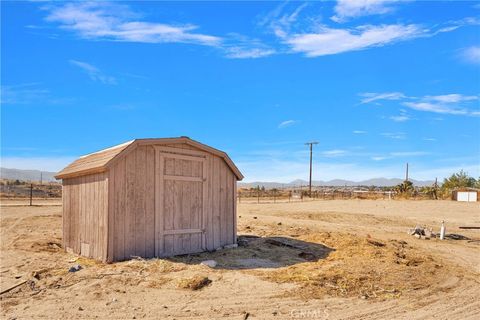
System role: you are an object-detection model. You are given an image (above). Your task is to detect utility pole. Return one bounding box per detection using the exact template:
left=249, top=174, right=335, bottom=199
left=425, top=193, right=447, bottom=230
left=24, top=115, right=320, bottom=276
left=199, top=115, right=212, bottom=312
left=30, top=184, right=33, bottom=206
left=405, top=162, right=409, bottom=181
left=305, top=141, right=319, bottom=197
left=40, top=172, right=43, bottom=185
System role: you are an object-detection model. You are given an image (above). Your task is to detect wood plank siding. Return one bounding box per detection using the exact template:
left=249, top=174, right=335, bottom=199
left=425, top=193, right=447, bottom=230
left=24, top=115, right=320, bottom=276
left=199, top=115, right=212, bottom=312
left=58, top=137, right=242, bottom=262
left=62, top=172, right=109, bottom=261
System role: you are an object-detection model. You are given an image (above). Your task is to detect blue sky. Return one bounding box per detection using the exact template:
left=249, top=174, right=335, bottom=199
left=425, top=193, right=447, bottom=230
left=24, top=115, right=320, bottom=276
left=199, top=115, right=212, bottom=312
left=1, top=1, right=479, bottom=182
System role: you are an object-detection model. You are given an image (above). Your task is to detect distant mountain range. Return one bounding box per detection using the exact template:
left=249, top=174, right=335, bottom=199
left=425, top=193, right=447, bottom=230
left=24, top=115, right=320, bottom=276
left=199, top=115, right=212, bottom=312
left=0, top=167, right=435, bottom=187
left=0, top=167, right=57, bottom=182
left=239, top=178, right=435, bottom=188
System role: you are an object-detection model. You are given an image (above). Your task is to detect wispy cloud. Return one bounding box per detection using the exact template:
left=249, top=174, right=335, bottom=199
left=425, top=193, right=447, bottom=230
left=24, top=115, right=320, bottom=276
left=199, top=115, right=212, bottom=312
left=278, top=120, right=299, bottom=128
left=1, top=83, right=49, bottom=105
left=460, top=46, right=480, bottom=64
left=0, top=83, right=72, bottom=105
left=361, top=92, right=479, bottom=116
left=44, top=2, right=221, bottom=46
left=402, top=102, right=465, bottom=115
left=371, top=150, right=429, bottom=161
left=360, top=92, right=406, bottom=104
left=42, top=2, right=277, bottom=59
left=258, top=2, right=310, bottom=38
left=389, top=109, right=411, bottom=122
left=390, top=151, right=429, bottom=157
left=331, top=0, right=403, bottom=23
left=223, top=34, right=276, bottom=59
left=263, top=3, right=478, bottom=58
left=69, top=60, right=117, bottom=85
left=39, top=2, right=480, bottom=60
left=389, top=115, right=410, bottom=122
left=283, top=24, right=424, bottom=57
left=402, top=94, right=479, bottom=115
left=321, top=149, right=348, bottom=157
left=259, top=3, right=427, bottom=57
left=381, top=132, right=406, bottom=140
left=353, top=130, right=367, bottom=134
left=224, top=47, right=275, bottom=59
left=424, top=94, right=478, bottom=103
left=371, top=156, right=389, bottom=161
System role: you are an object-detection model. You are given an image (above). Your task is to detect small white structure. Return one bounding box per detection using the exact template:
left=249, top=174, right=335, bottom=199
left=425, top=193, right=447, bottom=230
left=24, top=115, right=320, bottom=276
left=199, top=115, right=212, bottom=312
left=452, top=188, right=479, bottom=202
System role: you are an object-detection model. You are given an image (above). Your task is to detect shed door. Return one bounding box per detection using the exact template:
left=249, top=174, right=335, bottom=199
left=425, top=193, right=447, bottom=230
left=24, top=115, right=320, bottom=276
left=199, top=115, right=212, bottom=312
left=155, top=149, right=207, bottom=256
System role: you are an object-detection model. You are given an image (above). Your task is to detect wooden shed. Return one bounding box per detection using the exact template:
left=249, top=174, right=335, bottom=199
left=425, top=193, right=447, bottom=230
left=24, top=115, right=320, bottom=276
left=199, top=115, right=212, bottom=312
left=55, top=137, right=243, bottom=262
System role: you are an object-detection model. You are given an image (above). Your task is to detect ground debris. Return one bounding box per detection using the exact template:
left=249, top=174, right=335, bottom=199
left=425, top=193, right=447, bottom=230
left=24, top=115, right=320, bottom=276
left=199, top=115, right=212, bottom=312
left=68, top=264, right=82, bottom=273
left=200, top=260, right=217, bottom=268
left=177, top=276, right=212, bottom=290
left=444, top=234, right=471, bottom=240
left=408, top=225, right=435, bottom=239
left=366, top=239, right=386, bottom=247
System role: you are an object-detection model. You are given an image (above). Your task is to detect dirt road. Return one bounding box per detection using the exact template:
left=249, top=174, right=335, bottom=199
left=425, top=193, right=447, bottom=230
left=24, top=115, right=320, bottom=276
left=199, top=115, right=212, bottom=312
left=1, top=200, right=479, bottom=319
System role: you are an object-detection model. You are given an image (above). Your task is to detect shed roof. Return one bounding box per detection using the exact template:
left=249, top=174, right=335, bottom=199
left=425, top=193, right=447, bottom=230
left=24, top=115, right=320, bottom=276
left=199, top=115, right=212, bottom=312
left=55, top=137, right=244, bottom=180
left=453, top=187, right=480, bottom=192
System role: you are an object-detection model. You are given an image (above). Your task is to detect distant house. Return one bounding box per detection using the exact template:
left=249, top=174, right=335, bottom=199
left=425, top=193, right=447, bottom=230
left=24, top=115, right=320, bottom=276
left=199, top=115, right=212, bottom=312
left=55, top=137, right=243, bottom=262
left=452, top=188, right=479, bottom=202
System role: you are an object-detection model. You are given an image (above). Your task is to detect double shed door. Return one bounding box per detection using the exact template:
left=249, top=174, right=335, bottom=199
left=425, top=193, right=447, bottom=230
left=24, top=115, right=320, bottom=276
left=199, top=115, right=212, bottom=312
left=155, top=147, right=207, bottom=256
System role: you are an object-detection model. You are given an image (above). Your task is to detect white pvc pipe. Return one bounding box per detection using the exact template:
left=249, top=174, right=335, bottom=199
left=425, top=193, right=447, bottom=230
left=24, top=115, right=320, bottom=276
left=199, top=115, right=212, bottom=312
left=440, top=220, right=445, bottom=240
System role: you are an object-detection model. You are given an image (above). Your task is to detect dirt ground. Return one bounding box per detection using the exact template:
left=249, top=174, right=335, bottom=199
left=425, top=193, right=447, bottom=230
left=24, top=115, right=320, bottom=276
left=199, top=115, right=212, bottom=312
left=1, top=199, right=479, bottom=319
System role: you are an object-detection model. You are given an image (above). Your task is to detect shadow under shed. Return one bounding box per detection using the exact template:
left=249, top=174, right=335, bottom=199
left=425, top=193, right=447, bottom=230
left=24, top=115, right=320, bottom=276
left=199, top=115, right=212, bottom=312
left=168, top=235, right=334, bottom=270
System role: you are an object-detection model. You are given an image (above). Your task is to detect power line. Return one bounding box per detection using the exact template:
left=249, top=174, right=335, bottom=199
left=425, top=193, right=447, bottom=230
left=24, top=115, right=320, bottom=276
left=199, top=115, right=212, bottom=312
left=305, top=141, right=319, bottom=197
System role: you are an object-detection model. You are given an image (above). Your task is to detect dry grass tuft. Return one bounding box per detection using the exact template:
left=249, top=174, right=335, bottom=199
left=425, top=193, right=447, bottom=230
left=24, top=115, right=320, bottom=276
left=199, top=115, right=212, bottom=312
left=256, top=232, right=453, bottom=300
left=177, top=275, right=212, bottom=290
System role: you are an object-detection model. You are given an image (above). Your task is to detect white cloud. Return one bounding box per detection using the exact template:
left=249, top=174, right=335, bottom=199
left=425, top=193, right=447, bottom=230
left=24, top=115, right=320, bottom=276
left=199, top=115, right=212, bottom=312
left=225, top=47, right=275, bottom=59
left=402, top=101, right=469, bottom=115
left=361, top=92, right=479, bottom=116
left=425, top=94, right=478, bottom=103
left=353, top=130, right=367, bottom=134
left=423, top=137, right=437, bottom=141
left=331, top=0, right=402, bottom=22
left=389, top=115, right=410, bottom=122
left=390, top=151, right=429, bottom=157
left=381, top=132, right=406, bottom=140
left=69, top=60, right=117, bottom=85
left=389, top=108, right=411, bottom=122
left=278, top=120, right=299, bottom=128
left=371, top=151, right=429, bottom=161
left=258, top=2, right=309, bottom=38
left=321, top=149, right=348, bottom=157
left=284, top=24, right=423, bottom=57
left=461, top=46, right=480, bottom=64
left=0, top=83, right=72, bottom=105
left=44, top=2, right=221, bottom=46
left=1, top=83, right=49, bottom=104
left=223, top=37, right=276, bottom=59
left=371, top=156, right=389, bottom=161
left=43, top=2, right=274, bottom=59
left=360, top=92, right=406, bottom=104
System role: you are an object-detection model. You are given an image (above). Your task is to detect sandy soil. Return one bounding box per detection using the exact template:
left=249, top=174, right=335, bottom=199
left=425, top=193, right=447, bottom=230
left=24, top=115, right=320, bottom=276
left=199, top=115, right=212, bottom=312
left=1, top=199, right=479, bottom=319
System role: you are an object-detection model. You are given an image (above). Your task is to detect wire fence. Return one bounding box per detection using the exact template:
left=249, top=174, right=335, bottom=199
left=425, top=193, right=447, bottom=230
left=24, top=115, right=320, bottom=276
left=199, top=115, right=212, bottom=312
left=237, top=188, right=441, bottom=203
